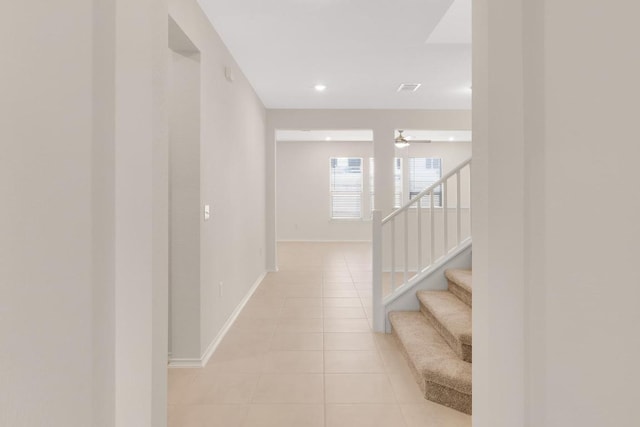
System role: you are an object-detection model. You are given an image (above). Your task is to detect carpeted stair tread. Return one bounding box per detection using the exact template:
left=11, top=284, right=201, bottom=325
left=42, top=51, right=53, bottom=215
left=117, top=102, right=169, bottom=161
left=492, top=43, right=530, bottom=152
left=417, top=290, right=472, bottom=362
left=445, top=269, right=472, bottom=293
left=445, top=269, right=472, bottom=307
left=389, top=311, right=472, bottom=413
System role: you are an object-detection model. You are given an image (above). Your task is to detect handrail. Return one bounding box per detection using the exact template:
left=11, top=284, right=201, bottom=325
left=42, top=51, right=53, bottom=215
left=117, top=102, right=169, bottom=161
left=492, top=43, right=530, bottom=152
left=372, top=156, right=472, bottom=332
left=382, top=157, right=472, bottom=224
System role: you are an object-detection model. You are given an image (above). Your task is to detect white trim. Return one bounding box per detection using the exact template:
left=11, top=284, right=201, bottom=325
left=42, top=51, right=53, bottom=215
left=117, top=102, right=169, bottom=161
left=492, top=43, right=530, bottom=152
left=277, top=239, right=372, bottom=243
left=167, top=357, right=202, bottom=368
left=381, top=242, right=472, bottom=332
left=382, top=238, right=472, bottom=306
left=168, top=271, right=267, bottom=369
left=403, top=207, right=472, bottom=212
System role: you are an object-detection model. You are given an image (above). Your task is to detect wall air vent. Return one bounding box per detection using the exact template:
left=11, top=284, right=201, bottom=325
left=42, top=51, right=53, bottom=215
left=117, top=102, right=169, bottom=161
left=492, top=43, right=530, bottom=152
left=397, top=83, right=422, bottom=92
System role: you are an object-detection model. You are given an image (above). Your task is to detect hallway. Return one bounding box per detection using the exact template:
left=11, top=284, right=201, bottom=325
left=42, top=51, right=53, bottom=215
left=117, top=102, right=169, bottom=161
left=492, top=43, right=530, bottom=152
left=167, top=242, right=471, bottom=426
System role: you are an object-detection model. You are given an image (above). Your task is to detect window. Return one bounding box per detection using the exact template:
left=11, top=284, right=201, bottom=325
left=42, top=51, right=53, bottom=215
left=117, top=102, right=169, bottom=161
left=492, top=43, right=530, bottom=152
left=330, top=157, right=363, bottom=219
left=369, top=158, right=375, bottom=212
left=394, top=158, right=403, bottom=208
left=409, top=157, right=442, bottom=207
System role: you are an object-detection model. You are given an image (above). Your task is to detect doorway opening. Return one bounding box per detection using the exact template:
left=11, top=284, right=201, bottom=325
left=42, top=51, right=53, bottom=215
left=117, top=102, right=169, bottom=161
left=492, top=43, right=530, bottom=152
left=168, top=16, right=202, bottom=363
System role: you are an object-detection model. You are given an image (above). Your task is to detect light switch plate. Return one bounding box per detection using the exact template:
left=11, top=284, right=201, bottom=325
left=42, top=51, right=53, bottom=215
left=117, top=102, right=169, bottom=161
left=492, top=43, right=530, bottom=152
left=204, top=204, right=210, bottom=221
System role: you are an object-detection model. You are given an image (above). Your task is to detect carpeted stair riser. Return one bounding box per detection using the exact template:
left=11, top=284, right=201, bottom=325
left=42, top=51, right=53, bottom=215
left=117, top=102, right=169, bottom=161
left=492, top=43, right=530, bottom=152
left=417, top=290, right=472, bottom=363
left=445, top=269, right=472, bottom=307
left=448, top=280, right=472, bottom=307
left=424, top=380, right=472, bottom=415
left=389, top=311, right=472, bottom=415
left=419, top=305, right=472, bottom=363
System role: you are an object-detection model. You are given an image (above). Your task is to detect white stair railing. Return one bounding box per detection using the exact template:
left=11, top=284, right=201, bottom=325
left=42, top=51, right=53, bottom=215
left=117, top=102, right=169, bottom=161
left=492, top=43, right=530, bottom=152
left=372, top=158, right=472, bottom=331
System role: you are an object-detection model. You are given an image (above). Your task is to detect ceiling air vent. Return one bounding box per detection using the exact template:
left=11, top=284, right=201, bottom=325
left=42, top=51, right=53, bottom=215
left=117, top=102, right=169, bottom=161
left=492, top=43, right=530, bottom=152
left=397, top=83, right=422, bottom=92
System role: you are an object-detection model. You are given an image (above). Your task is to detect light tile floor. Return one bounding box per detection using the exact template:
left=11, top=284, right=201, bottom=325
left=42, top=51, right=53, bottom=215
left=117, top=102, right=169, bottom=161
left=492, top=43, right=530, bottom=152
left=168, top=242, right=471, bottom=427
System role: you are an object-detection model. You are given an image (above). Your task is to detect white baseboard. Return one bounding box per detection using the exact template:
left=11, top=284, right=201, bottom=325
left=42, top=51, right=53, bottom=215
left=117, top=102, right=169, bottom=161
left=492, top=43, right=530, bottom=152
left=167, top=357, right=202, bottom=368
left=168, top=271, right=267, bottom=369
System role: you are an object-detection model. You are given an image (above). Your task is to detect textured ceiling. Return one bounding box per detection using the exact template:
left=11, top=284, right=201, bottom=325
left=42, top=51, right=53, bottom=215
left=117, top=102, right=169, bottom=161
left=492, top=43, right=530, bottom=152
left=198, top=0, right=471, bottom=109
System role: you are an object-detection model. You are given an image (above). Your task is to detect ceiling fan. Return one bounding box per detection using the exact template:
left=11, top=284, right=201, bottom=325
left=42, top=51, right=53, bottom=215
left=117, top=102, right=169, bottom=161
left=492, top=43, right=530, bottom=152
left=394, top=130, right=432, bottom=148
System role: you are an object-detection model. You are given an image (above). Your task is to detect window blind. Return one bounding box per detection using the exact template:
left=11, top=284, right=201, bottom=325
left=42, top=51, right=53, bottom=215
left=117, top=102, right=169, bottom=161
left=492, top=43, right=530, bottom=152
left=409, top=157, right=442, bottom=207
left=330, top=157, right=363, bottom=219
left=369, top=158, right=375, bottom=213
left=394, top=157, right=403, bottom=208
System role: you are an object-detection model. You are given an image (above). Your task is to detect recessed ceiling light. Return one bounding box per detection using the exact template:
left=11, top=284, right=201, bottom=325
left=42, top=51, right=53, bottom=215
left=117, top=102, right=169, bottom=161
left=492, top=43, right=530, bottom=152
left=314, top=84, right=327, bottom=92
left=449, top=136, right=455, bottom=141
left=325, top=136, right=332, bottom=141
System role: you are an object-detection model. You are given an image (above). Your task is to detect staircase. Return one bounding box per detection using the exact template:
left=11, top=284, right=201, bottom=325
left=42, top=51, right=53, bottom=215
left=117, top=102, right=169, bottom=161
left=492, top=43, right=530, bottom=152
left=372, top=157, right=473, bottom=413
left=389, top=268, right=472, bottom=414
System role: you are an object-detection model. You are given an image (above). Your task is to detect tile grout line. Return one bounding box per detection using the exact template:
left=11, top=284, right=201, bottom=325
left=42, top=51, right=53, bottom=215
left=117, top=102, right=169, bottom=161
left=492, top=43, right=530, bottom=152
left=170, top=243, right=461, bottom=426
left=244, top=275, right=286, bottom=415
left=322, top=268, right=328, bottom=427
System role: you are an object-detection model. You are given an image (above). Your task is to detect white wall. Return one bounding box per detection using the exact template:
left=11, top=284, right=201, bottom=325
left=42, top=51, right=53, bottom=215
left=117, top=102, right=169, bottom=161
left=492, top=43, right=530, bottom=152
left=1, top=0, right=169, bottom=426
left=168, top=43, right=201, bottom=360
left=3, top=0, right=264, bottom=424
left=276, top=140, right=471, bottom=242
left=168, top=0, right=267, bottom=364
left=473, top=1, right=640, bottom=426
left=472, top=0, right=526, bottom=424
left=92, top=0, right=117, bottom=424
left=1, top=1, right=94, bottom=425
left=266, top=109, right=472, bottom=269
left=3, top=0, right=266, bottom=421
left=114, top=0, right=168, bottom=424
left=277, top=140, right=373, bottom=241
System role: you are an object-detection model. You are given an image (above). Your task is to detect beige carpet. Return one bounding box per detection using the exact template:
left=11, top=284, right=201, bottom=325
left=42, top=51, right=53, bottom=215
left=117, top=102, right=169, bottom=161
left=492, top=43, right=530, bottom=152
left=389, top=268, right=473, bottom=414
left=445, top=269, right=472, bottom=307
left=418, top=290, right=472, bottom=362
